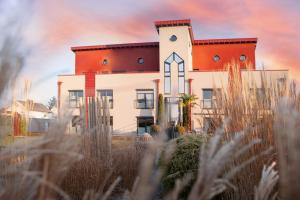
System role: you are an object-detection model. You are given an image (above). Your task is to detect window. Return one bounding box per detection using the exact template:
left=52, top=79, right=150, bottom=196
left=100, top=116, right=113, bottom=132
left=240, top=55, right=247, bottom=61
left=178, top=62, right=185, bottom=94
left=164, top=52, right=185, bottom=94
left=72, top=116, right=81, bottom=133
left=136, top=89, right=154, bottom=109
left=202, top=89, right=221, bottom=109
left=170, top=35, right=177, bottom=42
left=102, top=59, right=108, bottom=65
left=97, top=90, right=113, bottom=108
left=137, top=117, right=154, bottom=135
left=137, top=58, right=144, bottom=64
left=213, top=55, right=220, bottom=62
left=69, top=90, right=83, bottom=108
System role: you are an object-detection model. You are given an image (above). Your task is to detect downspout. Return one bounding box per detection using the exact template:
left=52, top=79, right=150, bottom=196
left=188, top=79, right=193, bottom=131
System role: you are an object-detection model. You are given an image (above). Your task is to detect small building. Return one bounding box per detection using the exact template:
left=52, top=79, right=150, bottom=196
left=1, top=100, right=54, bottom=135
left=57, top=19, right=288, bottom=135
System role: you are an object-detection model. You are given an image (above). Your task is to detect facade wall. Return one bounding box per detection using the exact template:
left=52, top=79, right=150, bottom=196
left=58, top=75, right=85, bottom=116
left=74, top=47, right=159, bottom=74
left=189, top=71, right=229, bottom=129
left=192, top=43, right=256, bottom=71
left=158, top=26, right=193, bottom=96
left=58, top=20, right=288, bottom=135
left=95, top=72, right=160, bottom=133
left=241, top=70, right=289, bottom=88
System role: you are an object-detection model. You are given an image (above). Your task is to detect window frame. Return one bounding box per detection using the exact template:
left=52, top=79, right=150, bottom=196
left=136, top=89, right=154, bottom=109
left=102, top=59, right=108, bottom=65
left=136, top=116, right=154, bottom=135
left=69, top=90, right=83, bottom=108
left=213, top=55, right=220, bottom=62
left=202, top=88, right=221, bottom=109
left=137, top=57, right=144, bottom=64
left=97, top=89, right=113, bottom=109
left=240, top=54, right=247, bottom=62
left=164, top=52, right=185, bottom=94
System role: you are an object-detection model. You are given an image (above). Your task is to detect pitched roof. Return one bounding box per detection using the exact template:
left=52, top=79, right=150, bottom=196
left=17, top=100, right=51, bottom=113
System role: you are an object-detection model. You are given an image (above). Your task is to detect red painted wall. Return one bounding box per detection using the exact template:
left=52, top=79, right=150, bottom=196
left=192, top=43, right=256, bottom=71
left=74, top=47, right=159, bottom=74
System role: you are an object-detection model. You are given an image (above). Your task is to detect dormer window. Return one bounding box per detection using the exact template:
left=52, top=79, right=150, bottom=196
left=240, top=55, right=247, bottom=61
left=137, top=58, right=144, bottom=64
left=102, top=59, right=108, bottom=65
left=213, top=55, right=220, bottom=62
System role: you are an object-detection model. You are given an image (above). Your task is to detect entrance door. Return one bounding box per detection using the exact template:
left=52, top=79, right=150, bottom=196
left=137, top=116, right=154, bottom=135
left=165, top=97, right=182, bottom=125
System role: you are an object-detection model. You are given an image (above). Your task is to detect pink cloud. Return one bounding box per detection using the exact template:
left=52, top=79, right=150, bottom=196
left=31, top=0, right=300, bottom=80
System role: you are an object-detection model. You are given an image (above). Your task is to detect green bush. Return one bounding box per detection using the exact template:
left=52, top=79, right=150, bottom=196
left=157, top=94, right=164, bottom=124
left=160, top=135, right=206, bottom=199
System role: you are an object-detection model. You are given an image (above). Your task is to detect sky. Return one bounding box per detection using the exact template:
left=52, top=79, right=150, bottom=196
left=1, top=0, right=300, bottom=104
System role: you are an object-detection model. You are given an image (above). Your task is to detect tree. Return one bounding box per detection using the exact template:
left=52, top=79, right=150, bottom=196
left=180, top=94, right=198, bottom=131
left=157, top=93, right=164, bottom=124
left=48, top=96, right=57, bottom=110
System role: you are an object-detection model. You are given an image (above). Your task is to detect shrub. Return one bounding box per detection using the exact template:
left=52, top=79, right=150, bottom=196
left=157, top=94, right=164, bottom=124
left=176, top=125, right=186, bottom=135
left=151, top=124, right=161, bottom=135
left=160, top=135, right=206, bottom=199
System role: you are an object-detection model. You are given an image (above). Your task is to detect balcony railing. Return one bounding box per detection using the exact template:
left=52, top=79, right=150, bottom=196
left=135, top=100, right=154, bottom=109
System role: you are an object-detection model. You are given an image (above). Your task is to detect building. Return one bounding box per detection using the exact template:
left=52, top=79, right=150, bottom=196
left=58, top=19, right=288, bottom=134
left=1, top=100, right=54, bottom=135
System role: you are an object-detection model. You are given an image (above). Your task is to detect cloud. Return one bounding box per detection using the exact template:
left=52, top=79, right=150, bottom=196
left=164, top=0, right=300, bottom=79
left=12, top=0, right=300, bottom=104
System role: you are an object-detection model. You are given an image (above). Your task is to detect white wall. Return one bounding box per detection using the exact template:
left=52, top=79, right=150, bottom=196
left=241, top=70, right=289, bottom=88
left=58, top=75, right=85, bottom=116
left=189, top=71, right=229, bottom=129
left=158, top=26, right=193, bottom=96
left=95, top=73, right=160, bottom=133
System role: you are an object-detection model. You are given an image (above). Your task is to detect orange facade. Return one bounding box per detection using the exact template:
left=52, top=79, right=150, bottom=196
left=193, top=41, right=256, bottom=71
left=71, top=20, right=257, bottom=75
left=72, top=40, right=256, bottom=75
left=73, top=44, right=159, bottom=75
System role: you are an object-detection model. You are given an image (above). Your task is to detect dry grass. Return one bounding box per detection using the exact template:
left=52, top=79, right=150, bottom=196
left=1, top=3, right=300, bottom=199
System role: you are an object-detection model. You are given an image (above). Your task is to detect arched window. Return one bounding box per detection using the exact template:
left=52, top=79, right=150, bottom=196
left=164, top=52, right=185, bottom=94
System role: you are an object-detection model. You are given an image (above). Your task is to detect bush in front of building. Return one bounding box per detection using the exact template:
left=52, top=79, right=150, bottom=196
left=159, top=134, right=206, bottom=199
left=176, top=125, right=186, bottom=135
left=157, top=94, right=164, bottom=124
left=150, top=124, right=161, bottom=135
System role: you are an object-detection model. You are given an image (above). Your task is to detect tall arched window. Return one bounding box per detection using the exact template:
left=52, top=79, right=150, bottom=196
left=164, top=52, right=185, bottom=94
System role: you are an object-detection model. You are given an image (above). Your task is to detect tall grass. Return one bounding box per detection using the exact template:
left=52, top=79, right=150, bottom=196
left=1, top=5, right=300, bottom=198
left=1, top=62, right=300, bottom=200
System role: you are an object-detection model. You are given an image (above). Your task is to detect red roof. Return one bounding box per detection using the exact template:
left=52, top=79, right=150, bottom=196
left=72, top=42, right=159, bottom=52
left=193, top=38, right=257, bottom=45
left=154, top=19, right=194, bottom=41
left=154, top=19, right=191, bottom=27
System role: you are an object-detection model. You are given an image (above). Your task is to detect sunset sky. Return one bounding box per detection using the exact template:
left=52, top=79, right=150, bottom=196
left=2, top=0, right=300, bottom=104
